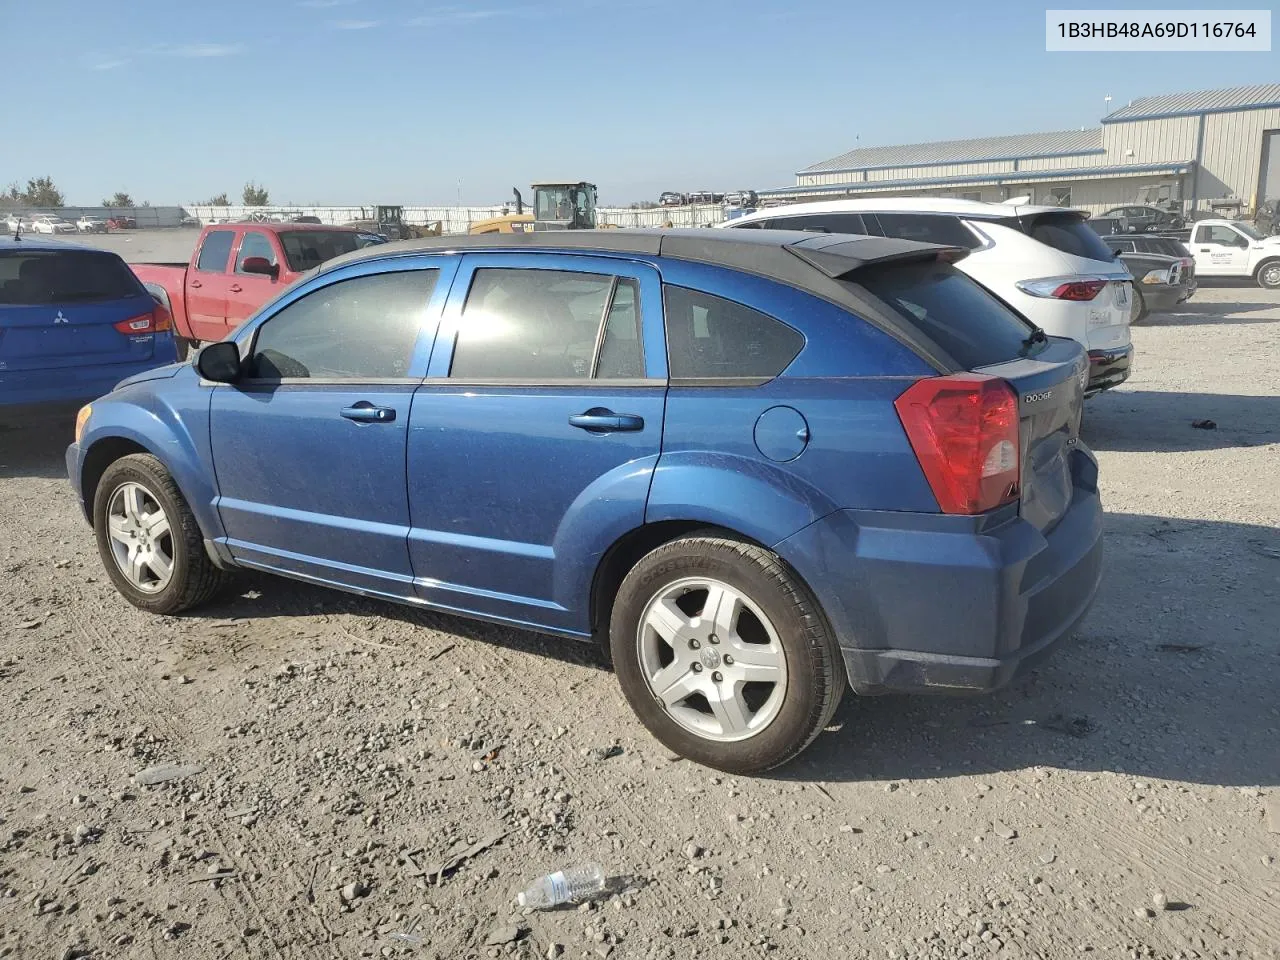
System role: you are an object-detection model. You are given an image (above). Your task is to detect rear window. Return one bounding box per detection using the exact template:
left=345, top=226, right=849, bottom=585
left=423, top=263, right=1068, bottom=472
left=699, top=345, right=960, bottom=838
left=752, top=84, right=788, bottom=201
left=1027, top=213, right=1117, bottom=262
left=0, top=250, right=144, bottom=305
left=855, top=262, right=1036, bottom=369
left=754, top=213, right=871, bottom=235
left=279, top=231, right=379, bottom=272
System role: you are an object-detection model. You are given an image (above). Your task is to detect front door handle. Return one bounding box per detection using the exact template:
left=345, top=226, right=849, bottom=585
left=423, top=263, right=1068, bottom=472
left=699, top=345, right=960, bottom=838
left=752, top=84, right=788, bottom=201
left=341, top=403, right=396, bottom=423
left=229, top=283, right=242, bottom=293
left=1199, top=248, right=1211, bottom=252
left=569, top=409, right=644, bottom=432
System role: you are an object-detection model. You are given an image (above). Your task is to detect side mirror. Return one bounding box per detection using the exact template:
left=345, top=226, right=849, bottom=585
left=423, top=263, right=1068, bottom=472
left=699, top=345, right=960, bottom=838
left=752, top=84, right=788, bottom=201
left=195, top=341, right=243, bottom=383
left=241, top=256, right=279, bottom=278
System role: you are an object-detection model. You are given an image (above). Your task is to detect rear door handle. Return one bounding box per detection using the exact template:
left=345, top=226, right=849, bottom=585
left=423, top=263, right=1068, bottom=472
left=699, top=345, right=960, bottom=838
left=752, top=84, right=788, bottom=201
left=228, top=283, right=242, bottom=293
left=190, top=280, right=203, bottom=288
left=341, top=403, right=396, bottom=423
left=569, top=410, right=644, bottom=432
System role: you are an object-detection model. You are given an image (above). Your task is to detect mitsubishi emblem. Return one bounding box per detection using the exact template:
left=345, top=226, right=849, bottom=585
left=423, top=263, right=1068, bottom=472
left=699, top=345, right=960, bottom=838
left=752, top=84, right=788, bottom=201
left=53, top=311, right=69, bottom=324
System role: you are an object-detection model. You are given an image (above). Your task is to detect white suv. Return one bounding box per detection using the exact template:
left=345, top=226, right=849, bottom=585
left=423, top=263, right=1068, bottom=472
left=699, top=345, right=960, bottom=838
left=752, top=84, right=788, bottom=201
left=721, top=198, right=1134, bottom=395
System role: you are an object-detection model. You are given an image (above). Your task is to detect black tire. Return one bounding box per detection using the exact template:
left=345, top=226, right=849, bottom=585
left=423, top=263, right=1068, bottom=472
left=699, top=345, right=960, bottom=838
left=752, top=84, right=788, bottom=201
left=1255, top=260, right=1280, bottom=291
left=93, top=453, right=228, bottom=614
left=610, top=535, right=845, bottom=774
left=1131, top=286, right=1148, bottom=324
left=174, top=337, right=195, bottom=361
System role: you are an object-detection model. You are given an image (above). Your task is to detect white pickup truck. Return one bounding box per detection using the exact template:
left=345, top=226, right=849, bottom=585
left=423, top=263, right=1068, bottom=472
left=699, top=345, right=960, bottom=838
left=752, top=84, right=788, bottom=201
left=1186, top=218, right=1280, bottom=289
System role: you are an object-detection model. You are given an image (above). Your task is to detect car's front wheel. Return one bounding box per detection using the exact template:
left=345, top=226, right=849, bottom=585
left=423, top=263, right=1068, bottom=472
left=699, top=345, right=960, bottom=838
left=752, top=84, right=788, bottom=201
left=93, top=453, right=228, bottom=614
left=610, top=535, right=845, bottom=773
left=1256, top=260, right=1280, bottom=290
left=1131, top=286, right=1148, bottom=324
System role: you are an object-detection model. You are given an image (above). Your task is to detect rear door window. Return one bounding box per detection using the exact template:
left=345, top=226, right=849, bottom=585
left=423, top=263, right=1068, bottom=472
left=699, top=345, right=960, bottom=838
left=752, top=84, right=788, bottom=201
left=0, top=250, right=144, bottom=305
left=197, top=230, right=236, bottom=272
left=759, top=212, right=870, bottom=235
left=1025, top=213, right=1117, bottom=262
left=871, top=213, right=981, bottom=249
left=855, top=262, right=1036, bottom=369
left=663, top=286, right=804, bottom=380
left=450, top=268, right=642, bottom=380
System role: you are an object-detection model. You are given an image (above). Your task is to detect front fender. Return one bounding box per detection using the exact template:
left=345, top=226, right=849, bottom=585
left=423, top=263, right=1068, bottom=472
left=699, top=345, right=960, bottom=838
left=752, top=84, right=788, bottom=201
left=75, top=375, right=221, bottom=539
left=644, top=452, right=837, bottom=547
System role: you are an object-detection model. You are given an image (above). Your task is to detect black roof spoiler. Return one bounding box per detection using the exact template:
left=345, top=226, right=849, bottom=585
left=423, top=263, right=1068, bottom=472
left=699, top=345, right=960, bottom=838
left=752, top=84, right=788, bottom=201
left=782, top=233, right=969, bottom=279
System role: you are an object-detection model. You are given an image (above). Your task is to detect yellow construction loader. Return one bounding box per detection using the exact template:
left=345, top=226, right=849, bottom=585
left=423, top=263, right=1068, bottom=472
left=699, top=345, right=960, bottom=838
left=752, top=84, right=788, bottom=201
left=469, top=182, right=598, bottom=234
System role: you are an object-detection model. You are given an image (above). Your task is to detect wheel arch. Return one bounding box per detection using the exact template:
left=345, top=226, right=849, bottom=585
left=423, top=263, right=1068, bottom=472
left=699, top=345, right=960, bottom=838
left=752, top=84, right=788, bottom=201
left=1253, top=256, right=1280, bottom=286
left=589, top=520, right=788, bottom=647
left=80, top=436, right=152, bottom=521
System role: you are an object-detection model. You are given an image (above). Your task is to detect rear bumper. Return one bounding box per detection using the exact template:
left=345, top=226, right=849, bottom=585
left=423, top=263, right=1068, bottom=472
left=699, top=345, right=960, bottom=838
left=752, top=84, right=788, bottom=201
left=0, top=346, right=179, bottom=408
left=775, top=449, right=1104, bottom=696
left=1139, top=283, right=1184, bottom=314
left=1085, top=344, right=1132, bottom=396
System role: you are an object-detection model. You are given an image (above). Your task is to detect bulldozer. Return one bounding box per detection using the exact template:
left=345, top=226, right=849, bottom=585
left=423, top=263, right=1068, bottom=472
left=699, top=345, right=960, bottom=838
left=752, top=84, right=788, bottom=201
left=469, top=181, right=598, bottom=234
left=344, top=205, right=442, bottom=240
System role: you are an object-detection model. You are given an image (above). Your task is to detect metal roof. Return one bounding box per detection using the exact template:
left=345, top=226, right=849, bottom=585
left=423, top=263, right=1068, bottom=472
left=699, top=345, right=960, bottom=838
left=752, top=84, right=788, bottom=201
left=800, top=129, right=1103, bottom=175
left=1103, top=83, right=1280, bottom=122
left=761, top=161, right=1193, bottom=199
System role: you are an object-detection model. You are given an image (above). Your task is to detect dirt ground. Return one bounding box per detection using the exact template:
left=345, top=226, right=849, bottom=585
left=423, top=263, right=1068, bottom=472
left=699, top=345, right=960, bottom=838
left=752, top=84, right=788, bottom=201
left=1, top=284, right=1278, bottom=960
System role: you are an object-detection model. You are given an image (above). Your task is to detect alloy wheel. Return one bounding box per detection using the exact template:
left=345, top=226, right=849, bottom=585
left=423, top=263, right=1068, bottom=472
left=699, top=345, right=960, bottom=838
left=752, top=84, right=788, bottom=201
left=635, top=577, right=788, bottom=742
left=105, top=482, right=174, bottom=594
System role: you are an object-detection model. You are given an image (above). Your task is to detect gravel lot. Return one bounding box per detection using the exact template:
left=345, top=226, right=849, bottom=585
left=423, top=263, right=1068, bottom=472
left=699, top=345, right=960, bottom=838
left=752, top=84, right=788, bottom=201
left=1, top=284, right=1278, bottom=960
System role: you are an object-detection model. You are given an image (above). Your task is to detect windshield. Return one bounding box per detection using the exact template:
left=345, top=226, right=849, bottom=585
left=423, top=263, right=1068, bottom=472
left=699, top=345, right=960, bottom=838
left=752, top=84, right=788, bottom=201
left=1234, top=221, right=1265, bottom=241
left=0, top=250, right=145, bottom=304
left=535, top=186, right=573, bottom=221
left=279, top=231, right=385, bottom=272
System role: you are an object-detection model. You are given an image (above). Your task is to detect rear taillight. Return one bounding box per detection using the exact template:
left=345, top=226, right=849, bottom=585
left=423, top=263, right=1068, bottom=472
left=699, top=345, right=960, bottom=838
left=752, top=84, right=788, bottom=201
left=1016, top=277, right=1109, bottom=301
left=894, top=374, right=1021, bottom=515
left=113, top=305, right=170, bottom=334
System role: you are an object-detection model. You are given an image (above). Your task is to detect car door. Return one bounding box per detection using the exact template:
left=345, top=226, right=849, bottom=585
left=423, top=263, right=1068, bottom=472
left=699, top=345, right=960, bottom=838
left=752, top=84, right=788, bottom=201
left=186, top=229, right=237, bottom=341
left=406, top=253, right=666, bottom=634
left=226, top=229, right=282, bottom=333
left=1192, top=224, right=1250, bottom=275
left=208, top=258, right=454, bottom=596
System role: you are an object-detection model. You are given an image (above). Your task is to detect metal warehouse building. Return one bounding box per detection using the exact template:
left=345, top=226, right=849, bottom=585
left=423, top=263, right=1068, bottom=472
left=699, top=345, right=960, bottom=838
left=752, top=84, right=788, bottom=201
left=761, top=83, right=1280, bottom=217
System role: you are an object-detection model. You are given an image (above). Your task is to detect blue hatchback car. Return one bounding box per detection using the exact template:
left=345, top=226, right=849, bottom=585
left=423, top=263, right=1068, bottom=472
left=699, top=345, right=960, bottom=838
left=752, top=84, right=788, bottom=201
left=1, top=237, right=178, bottom=408
left=67, top=230, right=1103, bottom=772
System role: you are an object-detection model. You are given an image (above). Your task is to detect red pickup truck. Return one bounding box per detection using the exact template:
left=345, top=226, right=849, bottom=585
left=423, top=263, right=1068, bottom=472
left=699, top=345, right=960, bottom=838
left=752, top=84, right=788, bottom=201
left=132, top=223, right=385, bottom=352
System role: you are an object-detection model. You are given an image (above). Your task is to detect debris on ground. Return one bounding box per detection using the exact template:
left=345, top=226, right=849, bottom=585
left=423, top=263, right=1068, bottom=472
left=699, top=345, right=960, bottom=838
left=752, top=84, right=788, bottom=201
left=1191, top=419, right=1217, bottom=429
left=133, top=762, right=205, bottom=785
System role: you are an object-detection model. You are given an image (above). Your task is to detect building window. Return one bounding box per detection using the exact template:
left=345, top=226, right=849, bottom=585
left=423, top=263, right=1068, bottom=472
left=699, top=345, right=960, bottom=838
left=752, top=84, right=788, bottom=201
left=959, top=192, right=982, bottom=202
left=1046, top=186, right=1072, bottom=207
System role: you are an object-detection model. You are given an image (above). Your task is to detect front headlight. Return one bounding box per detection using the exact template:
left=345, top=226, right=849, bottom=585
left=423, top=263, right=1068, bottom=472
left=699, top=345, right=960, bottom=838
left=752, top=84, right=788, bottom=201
left=75, top=404, right=92, bottom=444
left=1142, top=269, right=1171, bottom=284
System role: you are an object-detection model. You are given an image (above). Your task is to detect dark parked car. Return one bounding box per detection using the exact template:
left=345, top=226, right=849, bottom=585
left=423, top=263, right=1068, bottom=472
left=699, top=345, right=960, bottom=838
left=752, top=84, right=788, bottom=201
left=1103, top=234, right=1192, bottom=259
left=1099, top=205, right=1184, bottom=233
left=67, top=230, right=1102, bottom=773
left=1110, top=250, right=1194, bottom=321
left=659, top=192, right=686, bottom=207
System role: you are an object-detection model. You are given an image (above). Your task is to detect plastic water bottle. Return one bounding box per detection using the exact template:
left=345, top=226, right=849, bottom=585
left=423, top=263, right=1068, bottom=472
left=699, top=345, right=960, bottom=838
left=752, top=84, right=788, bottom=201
left=516, top=863, right=606, bottom=909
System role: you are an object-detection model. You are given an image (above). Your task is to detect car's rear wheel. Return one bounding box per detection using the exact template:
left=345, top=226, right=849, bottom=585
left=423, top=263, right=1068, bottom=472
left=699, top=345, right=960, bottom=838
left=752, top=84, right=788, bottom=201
left=93, top=453, right=228, bottom=614
left=610, top=535, right=845, bottom=773
left=1131, top=286, right=1148, bottom=324
left=1256, top=260, right=1280, bottom=290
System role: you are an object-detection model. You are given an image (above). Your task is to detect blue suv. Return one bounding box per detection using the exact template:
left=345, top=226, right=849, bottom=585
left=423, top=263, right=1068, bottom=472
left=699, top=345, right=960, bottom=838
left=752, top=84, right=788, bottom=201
left=2, top=237, right=179, bottom=408
left=67, top=230, right=1103, bottom=772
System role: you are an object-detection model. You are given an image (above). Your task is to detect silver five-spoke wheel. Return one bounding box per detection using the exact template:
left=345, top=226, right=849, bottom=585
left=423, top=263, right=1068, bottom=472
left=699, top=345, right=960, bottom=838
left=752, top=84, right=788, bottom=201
left=105, top=482, right=174, bottom=593
left=637, top=577, right=788, bottom=742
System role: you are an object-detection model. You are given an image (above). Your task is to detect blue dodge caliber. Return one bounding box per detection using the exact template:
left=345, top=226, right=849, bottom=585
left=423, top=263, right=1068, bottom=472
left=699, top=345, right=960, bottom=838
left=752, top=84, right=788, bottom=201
left=67, top=230, right=1102, bottom=772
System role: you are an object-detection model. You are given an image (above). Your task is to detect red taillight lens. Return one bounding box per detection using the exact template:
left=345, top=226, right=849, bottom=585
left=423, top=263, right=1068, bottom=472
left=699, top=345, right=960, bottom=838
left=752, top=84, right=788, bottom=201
left=894, top=374, right=1021, bottom=515
left=1050, top=280, right=1108, bottom=301
left=113, top=305, right=170, bottom=334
